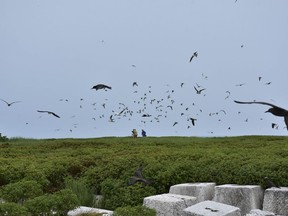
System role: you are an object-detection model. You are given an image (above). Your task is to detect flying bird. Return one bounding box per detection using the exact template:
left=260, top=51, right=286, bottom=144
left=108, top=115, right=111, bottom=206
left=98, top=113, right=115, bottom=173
left=132, top=82, right=138, bottom=87
left=189, top=51, right=198, bottom=62
left=234, top=100, right=288, bottom=130
left=0, top=99, right=21, bottom=106
left=194, top=86, right=206, bottom=94
left=188, top=117, right=197, bottom=126
left=128, top=166, right=152, bottom=186
left=91, top=84, right=112, bottom=91
left=37, top=110, right=60, bottom=118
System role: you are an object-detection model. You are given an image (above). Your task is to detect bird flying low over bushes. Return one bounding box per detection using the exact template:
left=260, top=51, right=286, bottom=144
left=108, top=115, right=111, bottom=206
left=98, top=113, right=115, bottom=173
left=128, top=166, right=153, bottom=186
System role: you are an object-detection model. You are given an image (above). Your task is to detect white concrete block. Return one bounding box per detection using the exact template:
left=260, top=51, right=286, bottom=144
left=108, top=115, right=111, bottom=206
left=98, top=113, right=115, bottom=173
left=182, top=200, right=241, bottom=216
left=67, top=206, right=113, bottom=216
left=169, top=182, right=215, bottom=203
left=213, top=184, right=264, bottom=215
left=143, top=193, right=197, bottom=216
left=247, top=209, right=275, bottom=216
left=263, top=187, right=288, bottom=216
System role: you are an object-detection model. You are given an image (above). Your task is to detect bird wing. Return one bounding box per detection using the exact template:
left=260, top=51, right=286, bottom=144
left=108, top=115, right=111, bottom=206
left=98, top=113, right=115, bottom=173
left=50, top=112, right=60, bottom=118
left=234, top=100, right=282, bottom=109
left=10, top=101, right=21, bottom=105
left=284, top=116, right=288, bottom=130
left=0, top=99, right=9, bottom=105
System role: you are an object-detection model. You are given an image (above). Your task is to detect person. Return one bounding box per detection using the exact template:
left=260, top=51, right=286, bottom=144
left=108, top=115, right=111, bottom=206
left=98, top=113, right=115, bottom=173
left=132, top=129, right=138, bottom=138
left=141, top=129, right=147, bottom=137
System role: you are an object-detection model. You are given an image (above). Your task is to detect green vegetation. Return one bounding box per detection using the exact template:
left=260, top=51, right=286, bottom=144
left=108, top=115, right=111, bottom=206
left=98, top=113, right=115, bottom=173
left=0, top=136, right=288, bottom=214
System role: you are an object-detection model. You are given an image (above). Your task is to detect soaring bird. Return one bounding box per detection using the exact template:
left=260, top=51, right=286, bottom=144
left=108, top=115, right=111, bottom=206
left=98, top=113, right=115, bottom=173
left=189, top=52, right=198, bottom=62
left=0, top=99, right=21, bottom=106
left=37, top=110, right=60, bottom=118
left=91, top=84, right=112, bottom=91
left=128, top=166, right=152, bottom=186
left=132, top=82, right=138, bottom=87
left=194, top=86, right=206, bottom=94
left=234, top=100, right=288, bottom=130
left=188, top=117, right=197, bottom=126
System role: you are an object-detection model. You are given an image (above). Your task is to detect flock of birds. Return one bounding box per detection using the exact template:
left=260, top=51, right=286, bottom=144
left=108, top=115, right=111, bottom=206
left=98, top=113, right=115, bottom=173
left=1, top=50, right=288, bottom=136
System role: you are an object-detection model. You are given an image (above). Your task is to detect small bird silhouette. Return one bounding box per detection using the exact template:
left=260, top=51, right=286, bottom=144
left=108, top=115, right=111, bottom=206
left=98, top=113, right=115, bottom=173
left=132, top=82, right=138, bottom=87
left=37, top=110, right=60, bottom=118
left=234, top=100, right=288, bottom=130
left=188, top=117, right=197, bottom=126
left=194, top=86, right=206, bottom=94
left=91, top=84, right=112, bottom=91
left=189, top=52, right=198, bottom=62
left=0, top=99, right=21, bottom=106
left=128, top=166, right=152, bottom=186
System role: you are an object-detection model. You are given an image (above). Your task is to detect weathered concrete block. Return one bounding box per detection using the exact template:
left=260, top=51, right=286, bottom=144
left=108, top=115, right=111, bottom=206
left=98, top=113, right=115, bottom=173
left=169, top=182, right=215, bottom=203
left=213, top=184, right=264, bottom=215
left=143, top=193, right=197, bottom=216
left=67, top=206, right=113, bottom=216
left=263, top=187, right=288, bottom=216
left=247, top=209, right=275, bottom=216
left=182, top=200, right=241, bottom=216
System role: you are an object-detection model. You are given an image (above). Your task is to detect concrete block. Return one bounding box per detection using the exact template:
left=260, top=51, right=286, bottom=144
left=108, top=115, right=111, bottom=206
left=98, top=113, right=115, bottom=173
left=67, top=206, right=113, bottom=216
left=169, top=182, right=216, bottom=202
left=143, top=193, right=197, bottom=216
left=182, top=200, right=241, bottom=216
left=213, top=184, right=264, bottom=215
left=247, top=209, right=275, bottom=216
left=263, top=187, right=288, bottom=216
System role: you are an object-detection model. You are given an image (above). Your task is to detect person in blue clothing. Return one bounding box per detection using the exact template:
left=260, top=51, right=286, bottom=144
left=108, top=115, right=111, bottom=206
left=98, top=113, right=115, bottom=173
left=141, top=129, right=147, bottom=137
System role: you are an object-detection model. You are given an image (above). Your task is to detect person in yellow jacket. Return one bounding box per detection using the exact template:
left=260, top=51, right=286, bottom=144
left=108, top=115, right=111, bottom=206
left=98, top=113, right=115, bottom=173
left=132, top=129, right=138, bottom=138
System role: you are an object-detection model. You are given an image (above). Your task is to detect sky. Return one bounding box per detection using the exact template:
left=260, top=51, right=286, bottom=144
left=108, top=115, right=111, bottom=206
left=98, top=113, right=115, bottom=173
left=1, top=0, right=288, bottom=139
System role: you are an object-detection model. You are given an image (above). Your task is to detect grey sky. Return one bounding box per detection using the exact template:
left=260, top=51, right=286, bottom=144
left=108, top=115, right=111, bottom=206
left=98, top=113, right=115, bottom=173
left=1, top=0, right=288, bottom=138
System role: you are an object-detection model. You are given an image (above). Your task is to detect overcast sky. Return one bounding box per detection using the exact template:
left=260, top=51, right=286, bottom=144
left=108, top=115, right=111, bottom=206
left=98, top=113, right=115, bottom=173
left=1, top=0, right=288, bottom=139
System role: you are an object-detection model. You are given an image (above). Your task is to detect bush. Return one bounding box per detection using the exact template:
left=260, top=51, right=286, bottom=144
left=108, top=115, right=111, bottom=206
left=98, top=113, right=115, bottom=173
left=114, top=205, right=156, bottom=216
left=0, top=180, right=43, bottom=204
left=25, top=189, right=79, bottom=216
left=0, top=202, right=29, bottom=216
left=65, top=177, right=95, bottom=207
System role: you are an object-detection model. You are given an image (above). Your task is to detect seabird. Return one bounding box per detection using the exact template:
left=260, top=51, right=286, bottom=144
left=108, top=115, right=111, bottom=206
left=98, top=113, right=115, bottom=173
left=194, top=86, right=206, bottom=94
left=188, top=117, right=197, bottom=126
left=189, top=52, right=198, bottom=62
left=0, top=99, right=21, bottom=106
left=128, top=166, right=152, bottom=186
left=234, top=100, right=288, bottom=130
left=91, top=84, right=112, bottom=91
left=37, top=110, right=60, bottom=118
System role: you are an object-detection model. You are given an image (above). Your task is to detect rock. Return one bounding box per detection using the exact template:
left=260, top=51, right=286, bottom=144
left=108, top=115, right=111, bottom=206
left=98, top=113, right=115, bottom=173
left=182, top=200, right=241, bottom=216
left=263, top=187, right=288, bottom=216
left=67, top=206, right=113, bottom=216
left=247, top=209, right=276, bottom=216
left=169, top=182, right=215, bottom=203
left=143, top=193, right=197, bottom=216
left=213, top=184, right=264, bottom=215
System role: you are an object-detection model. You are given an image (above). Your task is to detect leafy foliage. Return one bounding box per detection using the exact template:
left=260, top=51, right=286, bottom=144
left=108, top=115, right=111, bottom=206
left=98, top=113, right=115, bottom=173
left=114, top=205, right=156, bottom=216
left=0, top=136, right=288, bottom=213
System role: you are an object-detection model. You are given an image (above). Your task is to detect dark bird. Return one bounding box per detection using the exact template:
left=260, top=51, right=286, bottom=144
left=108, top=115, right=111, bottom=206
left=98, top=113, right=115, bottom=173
left=234, top=100, right=288, bottom=130
left=0, top=99, right=21, bottom=106
left=189, top=51, right=198, bottom=62
left=264, top=177, right=280, bottom=189
left=132, top=82, right=138, bottom=87
left=194, top=86, right=206, bottom=94
left=37, top=110, right=60, bottom=118
left=272, top=123, right=278, bottom=129
left=91, top=84, right=112, bottom=91
left=173, top=122, right=178, bottom=126
left=188, top=117, right=197, bottom=126
left=128, top=166, right=152, bottom=186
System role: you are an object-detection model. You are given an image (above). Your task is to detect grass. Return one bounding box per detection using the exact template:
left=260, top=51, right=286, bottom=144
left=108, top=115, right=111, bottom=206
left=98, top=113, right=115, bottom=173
left=1, top=135, right=288, bottom=211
